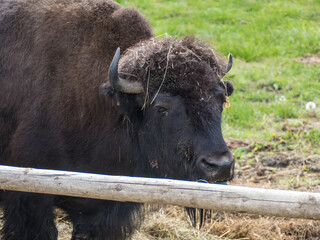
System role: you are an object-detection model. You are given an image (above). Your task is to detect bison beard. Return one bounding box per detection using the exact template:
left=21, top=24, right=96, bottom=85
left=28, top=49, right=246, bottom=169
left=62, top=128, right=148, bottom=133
left=0, top=0, right=234, bottom=239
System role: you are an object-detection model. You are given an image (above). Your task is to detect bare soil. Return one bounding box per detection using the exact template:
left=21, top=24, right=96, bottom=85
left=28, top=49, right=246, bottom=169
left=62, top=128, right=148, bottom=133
left=294, top=53, right=320, bottom=65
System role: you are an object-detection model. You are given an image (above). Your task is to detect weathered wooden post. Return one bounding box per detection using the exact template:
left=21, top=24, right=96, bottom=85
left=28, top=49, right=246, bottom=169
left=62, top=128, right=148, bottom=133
left=0, top=165, right=319, bottom=220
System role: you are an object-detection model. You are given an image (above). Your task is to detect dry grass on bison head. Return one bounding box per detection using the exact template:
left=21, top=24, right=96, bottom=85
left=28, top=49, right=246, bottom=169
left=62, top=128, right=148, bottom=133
left=119, top=36, right=229, bottom=104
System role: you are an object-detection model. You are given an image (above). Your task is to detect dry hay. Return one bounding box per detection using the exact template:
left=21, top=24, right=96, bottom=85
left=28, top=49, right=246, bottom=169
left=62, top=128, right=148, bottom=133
left=135, top=206, right=320, bottom=240
left=0, top=204, right=319, bottom=240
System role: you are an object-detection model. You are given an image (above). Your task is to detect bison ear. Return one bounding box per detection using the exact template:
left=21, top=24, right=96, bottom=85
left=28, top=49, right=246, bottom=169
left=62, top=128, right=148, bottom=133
left=226, top=53, right=233, bottom=73
left=224, top=81, right=234, bottom=96
left=100, top=83, right=115, bottom=97
left=100, top=82, right=141, bottom=113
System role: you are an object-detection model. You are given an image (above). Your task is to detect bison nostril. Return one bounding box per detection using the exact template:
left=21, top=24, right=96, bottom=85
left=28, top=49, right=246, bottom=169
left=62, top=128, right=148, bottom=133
left=199, top=157, right=231, bottom=169
left=196, top=154, right=234, bottom=181
left=197, top=157, right=220, bottom=172
left=201, top=158, right=218, bottom=169
left=73, top=234, right=92, bottom=240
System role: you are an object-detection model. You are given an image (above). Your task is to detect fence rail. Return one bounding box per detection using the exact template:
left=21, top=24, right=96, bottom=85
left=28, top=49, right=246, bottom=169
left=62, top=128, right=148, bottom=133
left=0, top=165, right=319, bottom=220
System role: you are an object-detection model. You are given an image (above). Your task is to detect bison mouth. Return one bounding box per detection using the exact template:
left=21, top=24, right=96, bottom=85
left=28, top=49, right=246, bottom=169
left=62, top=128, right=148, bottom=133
left=197, top=179, right=229, bottom=184
left=186, top=180, right=229, bottom=228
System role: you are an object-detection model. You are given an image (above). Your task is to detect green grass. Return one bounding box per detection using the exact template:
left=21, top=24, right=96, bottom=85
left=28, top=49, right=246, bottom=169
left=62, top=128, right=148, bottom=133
left=116, top=0, right=320, bottom=152
left=117, top=0, right=320, bottom=60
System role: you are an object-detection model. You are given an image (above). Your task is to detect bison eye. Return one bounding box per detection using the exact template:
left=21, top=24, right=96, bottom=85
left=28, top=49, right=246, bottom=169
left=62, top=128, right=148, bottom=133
left=157, top=106, right=168, bottom=116
left=221, top=94, right=227, bottom=104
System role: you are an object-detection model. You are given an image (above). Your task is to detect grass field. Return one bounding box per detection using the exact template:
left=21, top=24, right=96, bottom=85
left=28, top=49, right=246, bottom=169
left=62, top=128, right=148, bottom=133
left=113, top=0, right=320, bottom=239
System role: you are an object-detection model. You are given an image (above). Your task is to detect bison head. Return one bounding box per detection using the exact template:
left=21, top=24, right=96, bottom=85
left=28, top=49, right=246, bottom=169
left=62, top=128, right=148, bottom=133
left=102, top=37, right=234, bottom=184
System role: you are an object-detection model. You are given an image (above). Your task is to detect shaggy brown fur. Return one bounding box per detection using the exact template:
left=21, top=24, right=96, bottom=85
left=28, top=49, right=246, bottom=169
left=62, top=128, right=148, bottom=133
left=0, top=1, right=153, bottom=239
left=0, top=0, right=153, bottom=155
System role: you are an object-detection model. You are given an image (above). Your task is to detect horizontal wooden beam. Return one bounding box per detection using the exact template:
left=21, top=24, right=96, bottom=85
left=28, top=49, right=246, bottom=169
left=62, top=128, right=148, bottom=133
left=0, top=165, right=319, bottom=220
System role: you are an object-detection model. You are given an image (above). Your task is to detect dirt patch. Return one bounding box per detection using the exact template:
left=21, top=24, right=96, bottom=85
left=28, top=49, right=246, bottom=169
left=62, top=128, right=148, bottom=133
left=225, top=138, right=252, bottom=151
left=235, top=150, right=320, bottom=191
left=294, top=53, right=320, bottom=65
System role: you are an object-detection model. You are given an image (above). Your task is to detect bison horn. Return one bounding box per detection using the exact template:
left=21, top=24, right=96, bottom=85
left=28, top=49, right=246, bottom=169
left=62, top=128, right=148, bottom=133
left=226, top=53, right=233, bottom=73
left=108, top=47, right=143, bottom=94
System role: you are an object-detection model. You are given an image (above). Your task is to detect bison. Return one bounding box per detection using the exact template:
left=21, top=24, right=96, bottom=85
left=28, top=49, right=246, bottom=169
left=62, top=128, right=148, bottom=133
left=0, top=0, right=235, bottom=239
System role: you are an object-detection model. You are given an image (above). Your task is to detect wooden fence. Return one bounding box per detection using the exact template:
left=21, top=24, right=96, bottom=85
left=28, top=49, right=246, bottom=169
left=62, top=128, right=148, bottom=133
left=0, top=165, right=319, bottom=220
